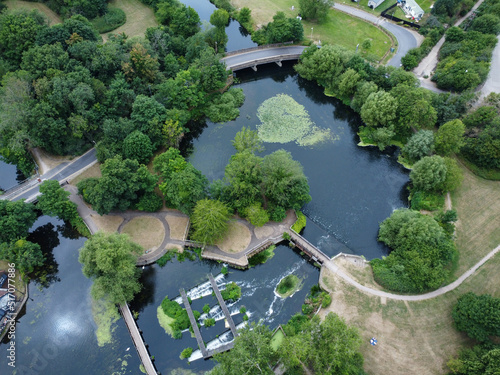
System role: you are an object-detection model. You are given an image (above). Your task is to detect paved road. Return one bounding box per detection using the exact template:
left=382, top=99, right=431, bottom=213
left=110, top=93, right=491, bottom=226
left=221, top=46, right=307, bottom=70
left=4, top=148, right=97, bottom=202
left=333, top=3, right=420, bottom=67
left=479, top=35, right=500, bottom=100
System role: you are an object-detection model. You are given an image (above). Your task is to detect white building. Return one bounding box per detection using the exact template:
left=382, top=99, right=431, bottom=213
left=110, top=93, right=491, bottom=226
left=368, top=0, right=386, bottom=9
left=399, top=0, right=424, bottom=20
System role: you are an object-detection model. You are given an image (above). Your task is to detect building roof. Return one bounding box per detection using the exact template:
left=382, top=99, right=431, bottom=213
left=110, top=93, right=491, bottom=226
left=369, top=0, right=386, bottom=5
left=401, top=0, right=424, bottom=17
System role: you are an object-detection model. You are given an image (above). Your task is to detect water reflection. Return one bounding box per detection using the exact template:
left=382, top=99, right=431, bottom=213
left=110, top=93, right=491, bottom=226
left=28, top=222, right=61, bottom=288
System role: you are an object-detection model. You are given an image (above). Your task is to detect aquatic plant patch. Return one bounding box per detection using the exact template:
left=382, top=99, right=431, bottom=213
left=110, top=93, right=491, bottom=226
left=256, top=94, right=333, bottom=146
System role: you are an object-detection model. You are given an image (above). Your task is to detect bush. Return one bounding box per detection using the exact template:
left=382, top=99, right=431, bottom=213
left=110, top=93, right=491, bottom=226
left=180, top=347, right=193, bottom=359
left=239, top=306, right=247, bottom=314
left=156, top=250, right=176, bottom=267
left=243, top=203, right=269, bottom=227
left=248, top=245, right=276, bottom=266
left=321, top=293, right=332, bottom=308
left=204, top=318, right=216, bottom=327
left=220, top=282, right=241, bottom=302
left=221, top=266, right=228, bottom=275
left=161, top=296, right=190, bottom=333
left=193, top=310, right=201, bottom=320
left=243, top=314, right=249, bottom=321
left=291, top=211, right=307, bottom=233
left=410, top=190, right=445, bottom=211
left=203, top=304, right=210, bottom=314
left=136, top=192, right=163, bottom=212
left=91, top=7, right=126, bottom=33
left=302, top=304, right=314, bottom=315
left=277, top=274, right=300, bottom=296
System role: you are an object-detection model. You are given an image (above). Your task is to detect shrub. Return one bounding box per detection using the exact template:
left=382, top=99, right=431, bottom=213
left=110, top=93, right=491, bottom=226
left=193, top=310, right=201, bottom=320
left=283, top=232, right=291, bottom=240
left=220, top=282, right=241, bottom=302
left=321, top=293, right=332, bottom=308
left=202, top=304, right=210, bottom=314
left=410, top=190, right=445, bottom=211
left=157, top=250, right=176, bottom=267
left=204, top=318, right=216, bottom=327
left=277, top=274, right=299, bottom=295
left=292, top=211, right=307, bottom=233
left=136, top=192, right=163, bottom=212
left=302, top=304, right=314, bottom=315
left=180, top=347, right=193, bottom=359
left=243, top=314, right=249, bottom=321
left=248, top=245, right=275, bottom=266
left=221, top=266, right=228, bottom=275
left=91, top=8, right=126, bottom=34
left=239, top=306, right=247, bottom=314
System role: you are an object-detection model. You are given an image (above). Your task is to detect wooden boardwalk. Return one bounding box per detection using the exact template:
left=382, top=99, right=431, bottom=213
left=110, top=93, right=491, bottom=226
left=288, top=230, right=330, bottom=264
left=209, top=274, right=239, bottom=339
left=119, top=304, right=157, bottom=375
left=180, top=288, right=208, bottom=358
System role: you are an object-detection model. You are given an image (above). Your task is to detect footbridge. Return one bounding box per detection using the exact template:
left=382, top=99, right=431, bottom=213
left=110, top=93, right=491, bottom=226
left=221, top=44, right=307, bottom=72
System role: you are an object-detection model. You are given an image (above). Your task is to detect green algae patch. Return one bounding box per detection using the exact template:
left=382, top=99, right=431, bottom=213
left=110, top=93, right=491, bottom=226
left=157, top=305, right=176, bottom=337
left=256, top=94, right=335, bottom=147
left=92, top=298, right=120, bottom=346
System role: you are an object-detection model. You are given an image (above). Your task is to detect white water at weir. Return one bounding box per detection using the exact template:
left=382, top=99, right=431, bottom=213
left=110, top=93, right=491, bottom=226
left=174, top=273, right=226, bottom=304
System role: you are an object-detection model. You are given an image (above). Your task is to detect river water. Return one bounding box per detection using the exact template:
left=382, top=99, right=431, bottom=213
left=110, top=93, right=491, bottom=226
left=0, top=160, right=24, bottom=192
left=0, top=2, right=408, bottom=375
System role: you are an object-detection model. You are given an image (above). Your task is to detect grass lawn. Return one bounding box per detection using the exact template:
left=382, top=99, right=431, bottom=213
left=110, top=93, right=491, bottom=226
left=121, top=216, right=165, bottom=251
left=157, top=305, right=176, bottom=337
left=165, top=215, right=189, bottom=241
left=103, top=0, right=158, bottom=40
left=230, top=0, right=392, bottom=61
left=5, top=0, right=62, bottom=25
left=91, top=214, right=123, bottom=233
left=270, top=328, right=285, bottom=351
left=70, top=163, right=101, bottom=185
left=216, top=221, right=252, bottom=253
left=451, top=161, right=500, bottom=277
left=320, top=251, right=500, bottom=375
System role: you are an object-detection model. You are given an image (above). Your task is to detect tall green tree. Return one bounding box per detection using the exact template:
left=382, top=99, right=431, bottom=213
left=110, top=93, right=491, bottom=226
left=452, top=292, right=500, bottom=342
left=0, top=239, right=44, bottom=276
left=360, top=91, right=397, bottom=128
left=122, top=130, right=154, bottom=165
left=410, top=155, right=448, bottom=192
left=402, top=130, right=435, bottom=163
left=191, top=199, right=231, bottom=245
left=231, top=127, right=263, bottom=154
left=79, top=232, right=142, bottom=304
left=434, top=119, right=465, bottom=156
left=0, top=200, right=37, bottom=243
left=299, top=0, right=334, bottom=23
left=210, top=323, right=275, bottom=375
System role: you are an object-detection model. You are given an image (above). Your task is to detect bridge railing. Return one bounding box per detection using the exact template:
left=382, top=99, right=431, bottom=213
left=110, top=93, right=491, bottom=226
left=223, top=41, right=296, bottom=57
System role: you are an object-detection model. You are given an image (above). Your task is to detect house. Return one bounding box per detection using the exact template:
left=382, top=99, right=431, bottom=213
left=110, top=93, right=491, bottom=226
left=398, top=0, right=424, bottom=20
left=368, top=0, right=386, bottom=9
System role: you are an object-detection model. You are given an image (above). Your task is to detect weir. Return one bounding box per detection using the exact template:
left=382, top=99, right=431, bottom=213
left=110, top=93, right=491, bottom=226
left=209, top=274, right=239, bottom=339
left=180, top=288, right=208, bottom=358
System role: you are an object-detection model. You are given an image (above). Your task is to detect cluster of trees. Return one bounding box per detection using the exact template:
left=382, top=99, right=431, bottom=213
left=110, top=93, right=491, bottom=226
left=447, top=292, right=500, bottom=374
left=371, top=208, right=457, bottom=292
left=432, top=0, right=500, bottom=91
left=0, top=5, right=244, bottom=176
left=299, top=0, right=334, bottom=23
left=0, top=200, right=44, bottom=276
left=461, top=97, right=500, bottom=170
left=431, top=0, right=475, bottom=23
left=251, top=11, right=304, bottom=45
left=210, top=313, right=365, bottom=375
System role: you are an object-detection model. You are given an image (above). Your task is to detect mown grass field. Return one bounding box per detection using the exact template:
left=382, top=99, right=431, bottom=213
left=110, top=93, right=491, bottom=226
left=230, top=0, right=392, bottom=61
left=451, top=162, right=500, bottom=277
left=5, top=0, right=62, bottom=25
left=104, top=0, right=158, bottom=40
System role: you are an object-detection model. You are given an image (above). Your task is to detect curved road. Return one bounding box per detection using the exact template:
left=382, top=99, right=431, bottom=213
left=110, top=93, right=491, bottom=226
left=333, top=3, right=420, bottom=67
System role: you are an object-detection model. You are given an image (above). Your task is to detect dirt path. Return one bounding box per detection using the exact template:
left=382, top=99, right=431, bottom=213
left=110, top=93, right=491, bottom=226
left=323, top=243, right=500, bottom=301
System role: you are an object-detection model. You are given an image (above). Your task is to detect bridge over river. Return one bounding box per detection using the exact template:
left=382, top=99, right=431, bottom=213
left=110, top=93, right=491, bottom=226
left=221, top=45, right=307, bottom=72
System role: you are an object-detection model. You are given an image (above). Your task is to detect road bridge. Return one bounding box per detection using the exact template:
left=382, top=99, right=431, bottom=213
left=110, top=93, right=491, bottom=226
left=221, top=45, right=307, bottom=72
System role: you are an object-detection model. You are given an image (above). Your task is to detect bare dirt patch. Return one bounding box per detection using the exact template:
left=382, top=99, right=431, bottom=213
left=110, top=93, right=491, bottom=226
left=31, top=148, right=72, bottom=174
left=121, top=216, right=165, bottom=251
left=103, top=0, right=157, bottom=41
left=70, top=163, right=102, bottom=185
left=452, top=163, right=500, bottom=276
left=254, top=225, right=274, bottom=239
left=5, top=1, right=62, bottom=25
left=91, top=214, right=123, bottom=233
left=165, top=215, right=189, bottom=241
left=217, top=221, right=252, bottom=253
left=165, top=243, right=183, bottom=253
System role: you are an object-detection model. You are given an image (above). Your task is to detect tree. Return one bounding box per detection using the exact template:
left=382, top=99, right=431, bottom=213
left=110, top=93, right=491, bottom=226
left=263, top=12, right=304, bottom=44
left=402, top=130, right=434, bottom=163
left=262, top=150, right=311, bottom=212
left=242, top=203, right=269, bottom=227
left=337, top=68, right=361, bottom=98
left=122, top=43, right=160, bottom=83
left=435, top=119, right=465, bottom=156
left=280, top=313, right=364, bottom=374
left=210, top=323, right=275, bottom=375
left=122, top=130, right=154, bottom=164
left=452, top=292, right=500, bottom=342
left=371, top=126, right=395, bottom=151
left=440, top=157, right=463, bottom=192
left=447, top=343, right=500, bottom=375
left=410, top=155, right=448, bottom=192
left=299, top=0, right=334, bottom=23
left=78, top=156, right=158, bottom=215
left=0, top=200, right=37, bottom=244
left=351, top=80, right=378, bottom=112
left=191, top=199, right=231, bottom=245
left=360, top=90, right=397, bottom=128
left=210, top=9, right=229, bottom=28
left=78, top=232, right=142, bottom=305
left=391, top=85, right=437, bottom=135
left=0, top=239, right=44, bottom=276
left=231, top=127, right=263, bottom=153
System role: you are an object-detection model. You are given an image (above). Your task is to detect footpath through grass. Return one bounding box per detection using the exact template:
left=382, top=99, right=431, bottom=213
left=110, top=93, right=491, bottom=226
left=320, top=251, right=500, bottom=375
left=5, top=0, right=62, bottom=25
left=104, top=0, right=158, bottom=39
left=230, top=0, right=391, bottom=61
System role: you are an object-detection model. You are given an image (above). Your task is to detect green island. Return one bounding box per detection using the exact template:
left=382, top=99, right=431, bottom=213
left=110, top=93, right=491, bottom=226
left=276, top=274, right=303, bottom=298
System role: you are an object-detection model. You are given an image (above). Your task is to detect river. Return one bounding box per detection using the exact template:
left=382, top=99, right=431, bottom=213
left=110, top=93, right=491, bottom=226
left=0, top=2, right=408, bottom=374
